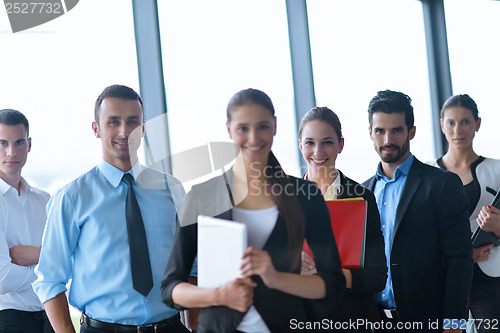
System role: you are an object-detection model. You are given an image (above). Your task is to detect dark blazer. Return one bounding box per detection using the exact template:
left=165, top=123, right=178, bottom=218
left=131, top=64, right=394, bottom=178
left=331, top=171, right=387, bottom=325
left=161, top=173, right=345, bottom=333
left=363, top=157, right=474, bottom=327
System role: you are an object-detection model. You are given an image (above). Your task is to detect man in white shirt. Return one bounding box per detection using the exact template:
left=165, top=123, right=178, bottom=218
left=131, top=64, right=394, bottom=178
left=0, top=109, right=53, bottom=332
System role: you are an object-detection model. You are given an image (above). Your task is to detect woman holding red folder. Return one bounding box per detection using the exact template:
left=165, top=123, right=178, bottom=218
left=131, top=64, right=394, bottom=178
left=430, top=94, right=500, bottom=332
left=162, top=89, right=346, bottom=332
left=298, top=107, right=387, bottom=328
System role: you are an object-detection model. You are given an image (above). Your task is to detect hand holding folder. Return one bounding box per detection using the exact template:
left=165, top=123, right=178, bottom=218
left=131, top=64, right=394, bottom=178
left=303, top=198, right=367, bottom=269
left=472, top=191, right=500, bottom=248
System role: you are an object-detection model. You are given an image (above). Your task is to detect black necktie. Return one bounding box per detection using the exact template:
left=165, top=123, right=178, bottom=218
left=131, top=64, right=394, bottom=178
left=122, top=173, right=153, bottom=297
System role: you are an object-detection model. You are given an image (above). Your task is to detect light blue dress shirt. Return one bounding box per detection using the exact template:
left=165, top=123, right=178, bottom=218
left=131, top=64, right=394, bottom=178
left=33, top=160, right=191, bottom=325
left=373, top=154, right=414, bottom=308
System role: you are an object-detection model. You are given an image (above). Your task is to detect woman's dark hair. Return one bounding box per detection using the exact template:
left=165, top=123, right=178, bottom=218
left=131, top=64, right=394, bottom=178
left=440, top=94, right=479, bottom=120
left=226, top=88, right=275, bottom=120
left=227, top=88, right=305, bottom=271
left=298, top=106, right=343, bottom=141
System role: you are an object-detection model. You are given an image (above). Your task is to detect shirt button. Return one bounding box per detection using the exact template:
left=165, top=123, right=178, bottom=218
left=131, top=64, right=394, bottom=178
left=383, top=202, right=387, bottom=206
left=382, top=225, right=386, bottom=228
left=382, top=294, right=386, bottom=297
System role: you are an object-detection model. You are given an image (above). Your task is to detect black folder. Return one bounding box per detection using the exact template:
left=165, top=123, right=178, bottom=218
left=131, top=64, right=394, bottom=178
left=471, top=191, right=500, bottom=248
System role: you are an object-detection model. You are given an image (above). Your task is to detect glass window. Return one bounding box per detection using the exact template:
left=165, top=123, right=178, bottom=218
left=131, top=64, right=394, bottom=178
left=157, top=1, right=299, bottom=183
left=445, top=0, right=500, bottom=159
left=0, top=0, right=139, bottom=193
left=307, top=0, right=432, bottom=182
left=1, top=1, right=138, bottom=328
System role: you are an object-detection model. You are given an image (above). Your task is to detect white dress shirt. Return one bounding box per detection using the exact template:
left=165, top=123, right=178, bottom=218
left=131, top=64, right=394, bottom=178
left=0, top=177, right=49, bottom=311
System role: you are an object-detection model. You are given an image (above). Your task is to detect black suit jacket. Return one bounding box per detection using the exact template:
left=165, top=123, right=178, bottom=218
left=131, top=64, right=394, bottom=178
left=331, top=171, right=387, bottom=324
left=161, top=173, right=345, bottom=333
left=363, top=157, right=474, bottom=327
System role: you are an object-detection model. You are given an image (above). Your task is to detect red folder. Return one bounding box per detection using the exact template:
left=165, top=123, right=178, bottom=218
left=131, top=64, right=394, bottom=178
left=304, top=199, right=367, bottom=269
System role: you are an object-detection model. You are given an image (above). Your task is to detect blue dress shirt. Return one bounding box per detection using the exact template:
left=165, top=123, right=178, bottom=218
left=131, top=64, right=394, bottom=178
left=373, top=154, right=414, bottom=308
left=34, top=160, right=191, bottom=325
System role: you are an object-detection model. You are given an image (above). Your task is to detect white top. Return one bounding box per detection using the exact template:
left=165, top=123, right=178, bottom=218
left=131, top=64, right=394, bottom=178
left=469, top=158, right=500, bottom=277
left=232, top=206, right=278, bottom=333
left=0, top=177, right=50, bottom=311
left=430, top=157, right=500, bottom=277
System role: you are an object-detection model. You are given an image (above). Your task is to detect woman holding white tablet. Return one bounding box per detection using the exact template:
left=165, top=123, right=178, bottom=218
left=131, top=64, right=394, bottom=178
left=161, top=88, right=345, bottom=333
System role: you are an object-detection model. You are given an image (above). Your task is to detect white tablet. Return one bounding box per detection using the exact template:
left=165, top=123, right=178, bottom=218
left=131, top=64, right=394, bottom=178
left=197, top=215, right=248, bottom=288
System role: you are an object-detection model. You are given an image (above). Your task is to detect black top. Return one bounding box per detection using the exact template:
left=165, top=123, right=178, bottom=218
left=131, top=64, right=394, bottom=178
left=436, top=156, right=484, bottom=216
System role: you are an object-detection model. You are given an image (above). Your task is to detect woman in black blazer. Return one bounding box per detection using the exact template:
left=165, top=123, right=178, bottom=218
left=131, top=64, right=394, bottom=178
left=161, top=89, right=345, bottom=333
left=298, top=107, right=387, bottom=330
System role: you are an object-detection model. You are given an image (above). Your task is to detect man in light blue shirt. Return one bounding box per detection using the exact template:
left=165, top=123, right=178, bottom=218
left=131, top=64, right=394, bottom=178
left=363, top=90, right=473, bottom=333
left=33, top=85, right=191, bottom=333
left=373, top=153, right=414, bottom=310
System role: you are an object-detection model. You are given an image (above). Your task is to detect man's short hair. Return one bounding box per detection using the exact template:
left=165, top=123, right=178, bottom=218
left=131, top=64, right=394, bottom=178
left=94, top=85, right=143, bottom=122
left=0, top=109, right=29, bottom=136
left=368, top=90, right=415, bottom=129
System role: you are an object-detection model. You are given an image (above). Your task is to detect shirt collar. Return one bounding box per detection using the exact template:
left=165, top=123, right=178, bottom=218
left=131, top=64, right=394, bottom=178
left=0, top=178, right=10, bottom=195
left=0, top=177, right=29, bottom=196
left=324, top=172, right=341, bottom=200
left=98, top=159, right=143, bottom=188
left=375, top=153, right=414, bottom=181
left=331, top=172, right=341, bottom=188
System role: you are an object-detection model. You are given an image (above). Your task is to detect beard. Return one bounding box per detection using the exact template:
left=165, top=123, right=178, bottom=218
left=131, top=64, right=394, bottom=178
left=377, top=137, right=410, bottom=164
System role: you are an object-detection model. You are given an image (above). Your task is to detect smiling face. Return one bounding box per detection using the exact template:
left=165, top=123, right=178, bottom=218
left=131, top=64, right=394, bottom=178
left=440, top=106, right=480, bottom=151
left=0, top=123, right=31, bottom=184
left=226, top=103, right=276, bottom=167
left=92, top=97, right=144, bottom=171
left=299, top=120, right=344, bottom=177
left=369, top=111, right=415, bottom=166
